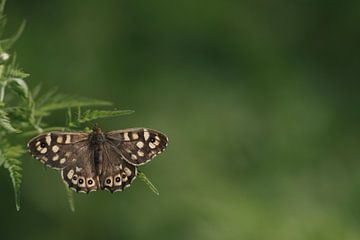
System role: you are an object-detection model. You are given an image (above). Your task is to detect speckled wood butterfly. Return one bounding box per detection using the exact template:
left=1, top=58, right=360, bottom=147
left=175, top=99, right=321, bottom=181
left=27, top=126, right=168, bottom=193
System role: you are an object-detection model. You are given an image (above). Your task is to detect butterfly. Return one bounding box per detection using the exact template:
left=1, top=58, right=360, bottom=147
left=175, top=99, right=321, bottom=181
left=27, top=126, right=168, bottom=193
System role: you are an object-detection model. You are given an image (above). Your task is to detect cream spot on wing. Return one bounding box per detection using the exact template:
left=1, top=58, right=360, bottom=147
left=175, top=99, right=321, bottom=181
left=52, top=145, right=59, bottom=153
left=40, top=147, right=48, bottom=154
left=121, top=172, right=128, bottom=182
left=76, top=167, right=82, bottom=172
left=149, top=142, right=156, bottom=149
left=86, top=178, right=95, bottom=187
left=65, top=135, right=71, bottom=144
left=42, top=156, right=48, bottom=161
left=125, top=149, right=132, bottom=154
left=60, top=158, right=66, bottom=164
left=78, top=177, right=86, bottom=187
left=114, top=174, right=122, bottom=186
left=124, top=167, right=132, bottom=176
left=132, top=133, right=139, bottom=140
left=131, top=154, right=138, bottom=160
left=72, top=175, right=78, bottom=184
left=57, top=136, right=63, bottom=143
left=46, top=134, right=51, bottom=145
left=52, top=155, right=59, bottom=161
left=154, top=140, right=160, bottom=146
left=65, top=152, right=71, bottom=157
left=36, top=146, right=42, bottom=152
left=155, top=136, right=160, bottom=141
left=105, top=177, right=113, bottom=187
left=67, top=169, right=74, bottom=179
left=35, top=141, right=41, bottom=146
left=124, top=132, right=130, bottom=141
left=137, top=150, right=144, bottom=157
left=136, top=141, right=144, bottom=148
left=119, top=164, right=123, bottom=170
left=144, top=131, right=150, bottom=141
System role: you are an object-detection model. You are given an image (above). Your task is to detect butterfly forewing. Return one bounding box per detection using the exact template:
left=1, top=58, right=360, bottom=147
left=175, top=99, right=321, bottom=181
left=106, top=128, right=169, bottom=166
left=27, top=132, right=89, bottom=169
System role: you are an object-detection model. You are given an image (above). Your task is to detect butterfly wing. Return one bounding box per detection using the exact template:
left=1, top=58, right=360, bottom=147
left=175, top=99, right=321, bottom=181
left=99, top=141, right=137, bottom=192
left=27, top=132, right=89, bottom=169
left=28, top=131, right=100, bottom=193
left=61, top=144, right=99, bottom=193
left=105, top=128, right=169, bottom=166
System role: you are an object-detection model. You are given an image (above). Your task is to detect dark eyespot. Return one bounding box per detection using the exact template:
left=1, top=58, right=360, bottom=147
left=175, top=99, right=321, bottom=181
left=106, top=179, right=111, bottom=184
left=78, top=179, right=84, bottom=184
left=115, top=177, right=121, bottom=182
left=40, top=142, right=46, bottom=148
left=121, top=172, right=127, bottom=178
left=72, top=176, right=78, bottom=180
left=88, top=179, right=93, bottom=185
left=150, top=137, right=156, bottom=143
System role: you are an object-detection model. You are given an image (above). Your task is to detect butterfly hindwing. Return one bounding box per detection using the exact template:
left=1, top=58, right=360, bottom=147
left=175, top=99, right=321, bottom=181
left=99, top=142, right=137, bottom=192
left=106, top=128, right=169, bottom=166
left=61, top=145, right=99, bottom=193
left=27, top=132, right=89, bottom=169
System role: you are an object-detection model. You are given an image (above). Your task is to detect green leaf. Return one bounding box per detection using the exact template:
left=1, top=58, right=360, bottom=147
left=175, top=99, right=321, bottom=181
left=65, top=185, right=75, bottom=212
left=4, top=144, right=25, bottom=158
left=77, top=109, right=134, bottom=123
left=0, top=0, right=6, bottom=14
left=8, top=77, right=29, bottom=98
left=0, top=109, right=20, bottom=132
left=4, top=158, right=22, bottom=211
left=137, top=171, right=160, bottom=196
left=37, top=95, right=112, bottom=113
left=20, top=126, right=67, bottom=137
left=2, top=145, right=25, bottom=211
left=2, top=145, right=24, bottom=211
left=0, top=20, right=26, bottom=50
left=0, top=149, right=4, bottom=167
left=9, top=68, right=30, bottom=78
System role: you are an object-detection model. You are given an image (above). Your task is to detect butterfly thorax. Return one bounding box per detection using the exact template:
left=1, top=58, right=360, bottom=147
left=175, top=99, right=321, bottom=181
left=89, top=127, right=106, bottom=145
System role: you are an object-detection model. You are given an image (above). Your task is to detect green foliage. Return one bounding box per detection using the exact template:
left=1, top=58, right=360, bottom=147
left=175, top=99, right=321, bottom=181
left=137, top=170, right=160, bottom=196
left=0, top=0, right=158, bottom=211
left=2, top=144, right=25, bottom=211
left=74, top=109, right=134, bottom=125
left=65, top=185, right=75, bottom=212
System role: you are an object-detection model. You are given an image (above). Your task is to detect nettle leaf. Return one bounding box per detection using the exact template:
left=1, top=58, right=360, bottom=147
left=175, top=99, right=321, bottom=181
left=9, top=68, right=30, bottom=79
left=8, top=77, right=29, bottom=98
left=0, top=20, right=25, bottom=51
left=37, top=95, right=112, bottom=113
left=4, top=157, right=22, bottom=211
left=77, top=109, right=134, bottom=123
left=5, top=106, right=31, bottom=123
left=3, top=145, right=25, bottom=211
left=4, top=145, right=26, bottom=158
left=0, top=109, right=20, bottom=132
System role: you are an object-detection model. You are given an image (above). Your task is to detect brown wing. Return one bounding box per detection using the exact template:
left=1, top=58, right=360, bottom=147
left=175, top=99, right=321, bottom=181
left=99, top=141, right=137, bottom=193
left=61, top=144, right=99, bottom=193
left=27, top=132, right=89, bottom=169
left=105, top=128, right=168, bottom=166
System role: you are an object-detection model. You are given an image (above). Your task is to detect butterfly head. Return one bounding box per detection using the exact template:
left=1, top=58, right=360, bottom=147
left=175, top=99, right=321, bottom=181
left=90, top=125, right=106, bottom=144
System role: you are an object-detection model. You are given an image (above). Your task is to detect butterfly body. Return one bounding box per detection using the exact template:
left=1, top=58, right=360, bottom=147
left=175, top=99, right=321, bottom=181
left=27, top=127, right=168, bottom=193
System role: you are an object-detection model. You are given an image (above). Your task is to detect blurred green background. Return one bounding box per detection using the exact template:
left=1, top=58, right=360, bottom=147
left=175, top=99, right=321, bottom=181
left=1, top=0, right=360, bottom=239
